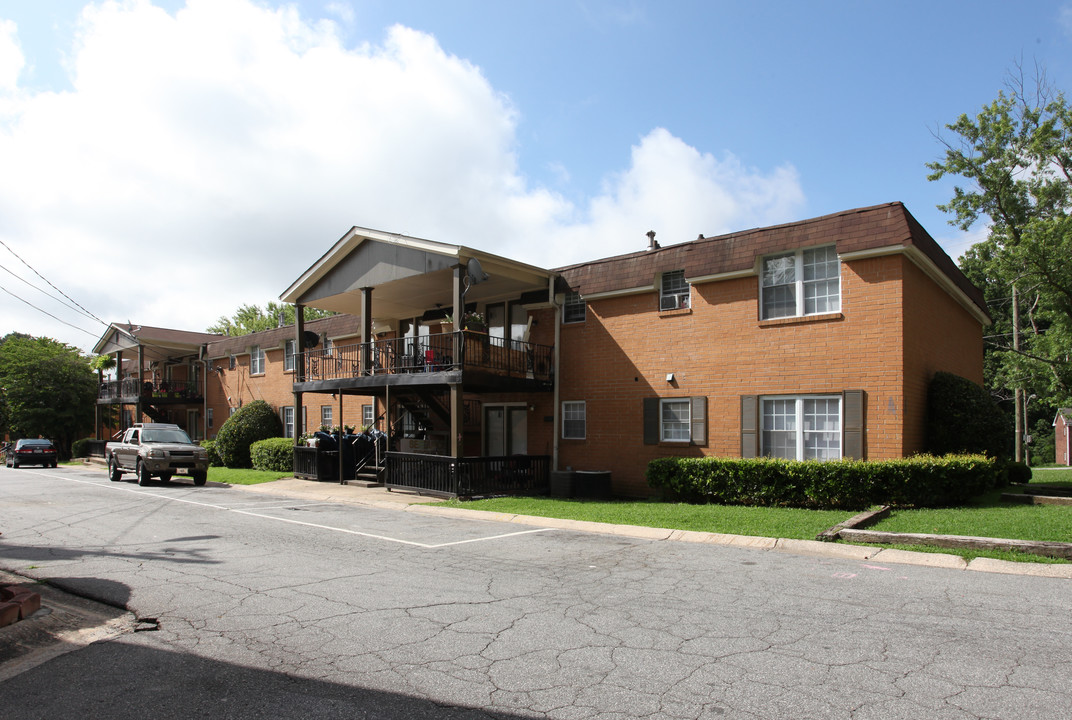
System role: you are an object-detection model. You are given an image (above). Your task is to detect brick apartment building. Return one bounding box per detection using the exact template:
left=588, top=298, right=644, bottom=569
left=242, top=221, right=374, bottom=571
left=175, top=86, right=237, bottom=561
left=95, top=202, right=989, bottom=497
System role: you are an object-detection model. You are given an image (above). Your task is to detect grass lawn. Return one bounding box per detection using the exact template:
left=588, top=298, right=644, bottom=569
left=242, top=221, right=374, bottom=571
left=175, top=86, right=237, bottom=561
left=1025, top=465, right=1072, bottom=488
left=207, top=467, right=291, bottom=485
left=450, top=480, right=1071, bottom=565
left=446, top=497, right=850, bottom=540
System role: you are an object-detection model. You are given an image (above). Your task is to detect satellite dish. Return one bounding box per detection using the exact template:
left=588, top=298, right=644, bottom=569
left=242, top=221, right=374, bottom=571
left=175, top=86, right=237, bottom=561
left=466, top=257, right=489, bottom=285
left=302, top=330, right=320, bottom=348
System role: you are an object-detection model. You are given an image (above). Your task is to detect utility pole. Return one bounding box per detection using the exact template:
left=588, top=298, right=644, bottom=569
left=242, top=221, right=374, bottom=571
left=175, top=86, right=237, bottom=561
left=1013, top=284, right=1022, bottom=463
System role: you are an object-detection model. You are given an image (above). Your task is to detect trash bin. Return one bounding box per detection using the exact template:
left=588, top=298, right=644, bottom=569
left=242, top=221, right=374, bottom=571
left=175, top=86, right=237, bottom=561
left=574, top=470, right=611, bottom=499
left=550, top=470, right=576, bottom=498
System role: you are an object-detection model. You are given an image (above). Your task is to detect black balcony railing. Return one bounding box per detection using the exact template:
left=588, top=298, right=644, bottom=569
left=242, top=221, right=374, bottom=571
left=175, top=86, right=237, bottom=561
left=300, top=331, right=552, bottom=384
left=98, top=378, right=203, bottom=402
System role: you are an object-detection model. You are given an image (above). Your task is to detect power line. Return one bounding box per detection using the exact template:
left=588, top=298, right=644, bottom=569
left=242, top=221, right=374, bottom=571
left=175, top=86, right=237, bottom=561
left=0, top=261, right=104, bottom=326
left=0, top=237, right=109, bottom=328
left=0, top=283, right=99, bottom=338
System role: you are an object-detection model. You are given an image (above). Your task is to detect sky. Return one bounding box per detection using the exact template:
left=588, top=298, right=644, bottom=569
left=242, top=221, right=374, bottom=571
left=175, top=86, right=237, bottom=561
left=1, top=0, right=1071, bottom=353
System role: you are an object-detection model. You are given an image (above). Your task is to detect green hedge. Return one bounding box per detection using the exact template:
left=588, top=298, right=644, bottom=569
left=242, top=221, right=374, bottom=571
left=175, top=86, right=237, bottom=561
left=201, top=439, right=223, bottom=467
left=646, top=455, right=1003, bottom=510
left=214, top=400, right=284, bottom=468
left=71, top=437, right=92, bottom=458
left=927, top=371, right=1010, bottom=458
left=250, top=437, right=294, bottom=473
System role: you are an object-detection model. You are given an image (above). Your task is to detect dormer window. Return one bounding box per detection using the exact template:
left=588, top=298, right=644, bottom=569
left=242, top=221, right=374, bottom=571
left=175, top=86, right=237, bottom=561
left=760, top=246, right=840, bottom=319
left=660, top=270, right=690, bottom=310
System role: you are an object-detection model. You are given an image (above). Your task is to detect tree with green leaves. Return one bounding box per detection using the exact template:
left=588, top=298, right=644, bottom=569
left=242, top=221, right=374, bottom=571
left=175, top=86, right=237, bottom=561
left=206, top=301, right=336, bottom=336
left=0, top=333, right=97, bottom=459
left=927, top=67, right=1072, bottom=461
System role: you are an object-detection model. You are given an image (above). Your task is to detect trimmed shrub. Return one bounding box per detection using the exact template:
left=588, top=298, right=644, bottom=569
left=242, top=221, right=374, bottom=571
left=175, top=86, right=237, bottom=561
left=927, top=371, right=1010, bottom=458
left=71, top=437, right=92, bottom=458
left=1005, top=461, right=1032, bottom=485
left=250, top=437, right=294, bottom=473
left=201, top=439, right=222, bottom=467
left=214, top=400, right=284, bottom=468
left=646, top=454, right=1001, bottom=510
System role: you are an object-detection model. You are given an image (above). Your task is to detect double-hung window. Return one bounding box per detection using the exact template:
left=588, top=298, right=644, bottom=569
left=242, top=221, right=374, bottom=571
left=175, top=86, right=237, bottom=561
left=660, top=270, right=690, bottom=310
left=660, top=398, right=691, bottom=441
left=761, top=395, right=841, bottom=460
left=283, top=339, right=296, bottom=372
left=564, top=292, right=586, bottom=323
left=282, top=406, right=295, bottom=439
left=760, top=246, right=840, bottom=319
left=321, top=405, right=333, bottom=429
left=250, top=345, right=265, bottom=375
left=562, top=401, right=586, bottom=439
left=362, top=404, right=374, bottom=429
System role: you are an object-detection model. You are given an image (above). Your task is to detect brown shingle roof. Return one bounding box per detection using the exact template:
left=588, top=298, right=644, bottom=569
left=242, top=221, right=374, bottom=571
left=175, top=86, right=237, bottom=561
left=205, top=315, right=361, bottom=358
left=555, top=202, right=987, bottom=317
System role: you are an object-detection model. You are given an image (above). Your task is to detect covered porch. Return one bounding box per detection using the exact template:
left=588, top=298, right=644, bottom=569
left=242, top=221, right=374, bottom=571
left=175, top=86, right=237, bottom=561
left=280, top=226, right=563, bottom=497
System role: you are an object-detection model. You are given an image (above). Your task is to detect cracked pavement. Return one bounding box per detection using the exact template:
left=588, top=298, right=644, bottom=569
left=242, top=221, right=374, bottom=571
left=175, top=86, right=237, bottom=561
left=1, top=465, right=1070, bottom=719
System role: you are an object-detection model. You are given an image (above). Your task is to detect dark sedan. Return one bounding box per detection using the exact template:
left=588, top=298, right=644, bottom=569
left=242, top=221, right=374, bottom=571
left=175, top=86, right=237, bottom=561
left=6, top=439, right=58, bottom=468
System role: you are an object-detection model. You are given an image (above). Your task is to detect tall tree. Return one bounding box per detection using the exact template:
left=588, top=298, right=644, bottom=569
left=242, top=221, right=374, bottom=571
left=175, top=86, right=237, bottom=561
left=928, top=68, right=1072, bottom=459
left=207, top=302, right=335, bottom=336
left=0, top=333, right=97, bottom=459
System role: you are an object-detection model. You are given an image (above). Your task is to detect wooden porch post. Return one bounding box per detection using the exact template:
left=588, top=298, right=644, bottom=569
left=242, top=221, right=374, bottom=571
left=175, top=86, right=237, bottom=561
left=450, top=264, right=464, bottom=459
left=360, top=287, right=373, bottom=374
left=136, top=345, right=144, bottom=424
left=294, top=304, right=305, bottom=450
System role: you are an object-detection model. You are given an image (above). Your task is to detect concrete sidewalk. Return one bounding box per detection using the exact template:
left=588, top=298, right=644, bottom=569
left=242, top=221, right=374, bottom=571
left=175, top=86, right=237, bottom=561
left=236, top=477, right=1072, bottom=579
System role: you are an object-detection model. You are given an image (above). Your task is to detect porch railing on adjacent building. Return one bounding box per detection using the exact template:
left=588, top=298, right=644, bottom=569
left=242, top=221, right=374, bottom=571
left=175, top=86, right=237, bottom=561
left=300, top=331, right=553, bottom=384
left=98, top=378, right=203, bottom=401
left=386, top=452, right=550, bottom=499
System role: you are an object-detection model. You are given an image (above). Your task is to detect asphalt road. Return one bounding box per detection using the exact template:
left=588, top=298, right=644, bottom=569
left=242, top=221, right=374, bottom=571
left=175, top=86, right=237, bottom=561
left=1, top=465, right=1070, bottom=719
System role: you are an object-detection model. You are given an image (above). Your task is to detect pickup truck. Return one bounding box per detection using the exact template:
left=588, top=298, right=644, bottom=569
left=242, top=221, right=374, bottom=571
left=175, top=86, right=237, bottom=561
left=106, top=423, right=209, bottom=486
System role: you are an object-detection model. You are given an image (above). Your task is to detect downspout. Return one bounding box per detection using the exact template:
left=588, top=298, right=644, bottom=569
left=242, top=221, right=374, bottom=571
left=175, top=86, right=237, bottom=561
left=550, top=275, right=561, bottom=472
left=200, top=344, right=209, bottom=442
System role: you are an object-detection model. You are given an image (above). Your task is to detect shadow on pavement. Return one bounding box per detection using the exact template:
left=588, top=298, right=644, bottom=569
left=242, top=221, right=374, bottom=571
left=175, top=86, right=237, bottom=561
left=0, top=638, right=530, bottom=719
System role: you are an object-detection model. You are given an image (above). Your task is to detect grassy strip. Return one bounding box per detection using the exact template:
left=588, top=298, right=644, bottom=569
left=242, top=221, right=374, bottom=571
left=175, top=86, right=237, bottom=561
left=851, top=542, right=1069, bottom=565
left=447, top=497, right=848, bottom=539
left=1025, top=466, right=1072, bottom=489
left=866, top=487, right=1072, bottom=543
left=208, top=467, right=291, bottom=485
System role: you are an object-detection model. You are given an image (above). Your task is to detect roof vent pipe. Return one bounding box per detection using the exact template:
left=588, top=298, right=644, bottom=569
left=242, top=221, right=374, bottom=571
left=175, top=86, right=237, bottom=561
left=646, top=230, right=659, bottom=250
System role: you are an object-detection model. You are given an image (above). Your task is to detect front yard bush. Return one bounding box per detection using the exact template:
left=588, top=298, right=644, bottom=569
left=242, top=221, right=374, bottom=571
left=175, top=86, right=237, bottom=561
left=71, top=437, right=92, bottom=458
left=214, top=400, right=284, bottom=468
left=646, top=455, right=1003, bottom=510
left=201, top=439, right=222, bottom=467
left=927, top=372, right=1010, bottom=458
left=250, top=437, right=294, bottom=473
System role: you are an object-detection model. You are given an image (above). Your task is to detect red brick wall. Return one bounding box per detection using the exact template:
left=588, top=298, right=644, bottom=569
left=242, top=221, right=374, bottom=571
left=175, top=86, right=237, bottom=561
left=557, top=252, right=984, bottom=496
left=900, top=257, right=985, bottom=454
left=205, top=344, right=375, bottom=440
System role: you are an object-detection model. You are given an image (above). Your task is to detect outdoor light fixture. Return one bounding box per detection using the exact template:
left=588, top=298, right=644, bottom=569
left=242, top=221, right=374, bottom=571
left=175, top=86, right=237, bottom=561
left=666, top=373, right=675, bottom=383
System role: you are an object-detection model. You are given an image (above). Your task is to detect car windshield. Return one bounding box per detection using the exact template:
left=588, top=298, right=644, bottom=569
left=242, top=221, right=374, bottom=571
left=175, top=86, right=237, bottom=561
left=141, top=429, right=193, bottom=444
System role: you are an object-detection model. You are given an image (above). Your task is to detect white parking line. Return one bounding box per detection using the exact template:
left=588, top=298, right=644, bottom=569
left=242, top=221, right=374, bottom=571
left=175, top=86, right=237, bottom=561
left=16, top=469, right=553, bottom=548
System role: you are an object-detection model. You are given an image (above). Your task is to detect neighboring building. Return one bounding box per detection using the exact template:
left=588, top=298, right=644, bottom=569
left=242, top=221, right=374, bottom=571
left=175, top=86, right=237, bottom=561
left=93, top=318, right=376, bottom=444
left=1054, top=409, right=1072, bottom=466
left=93, top=323, right=223, bottom=441
left=279, top=202, right=990, bottom=496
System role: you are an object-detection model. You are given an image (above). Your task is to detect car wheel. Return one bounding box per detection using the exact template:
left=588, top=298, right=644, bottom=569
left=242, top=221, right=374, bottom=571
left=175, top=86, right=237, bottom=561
left=11, top=460, right=17, bottom=469
left=51, top=461, right=58, bottom=468
left=192, top=471, right=207, bottom=487
left=108, top=456, right=123, bottom=482
left=137, top=461, right=152, bottom=486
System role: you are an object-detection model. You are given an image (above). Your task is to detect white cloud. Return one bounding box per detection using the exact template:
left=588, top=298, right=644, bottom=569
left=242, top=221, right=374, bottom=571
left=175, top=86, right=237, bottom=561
left=0, top=19, right=23, bottom=92
left=0, top=0, right=805, bottom=351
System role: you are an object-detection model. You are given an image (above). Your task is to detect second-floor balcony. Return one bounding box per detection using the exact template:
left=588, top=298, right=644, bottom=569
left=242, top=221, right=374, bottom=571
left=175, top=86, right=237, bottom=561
left=98, top=378, right=204, bottom=403
left=298, top=330, right=553, bottom=389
